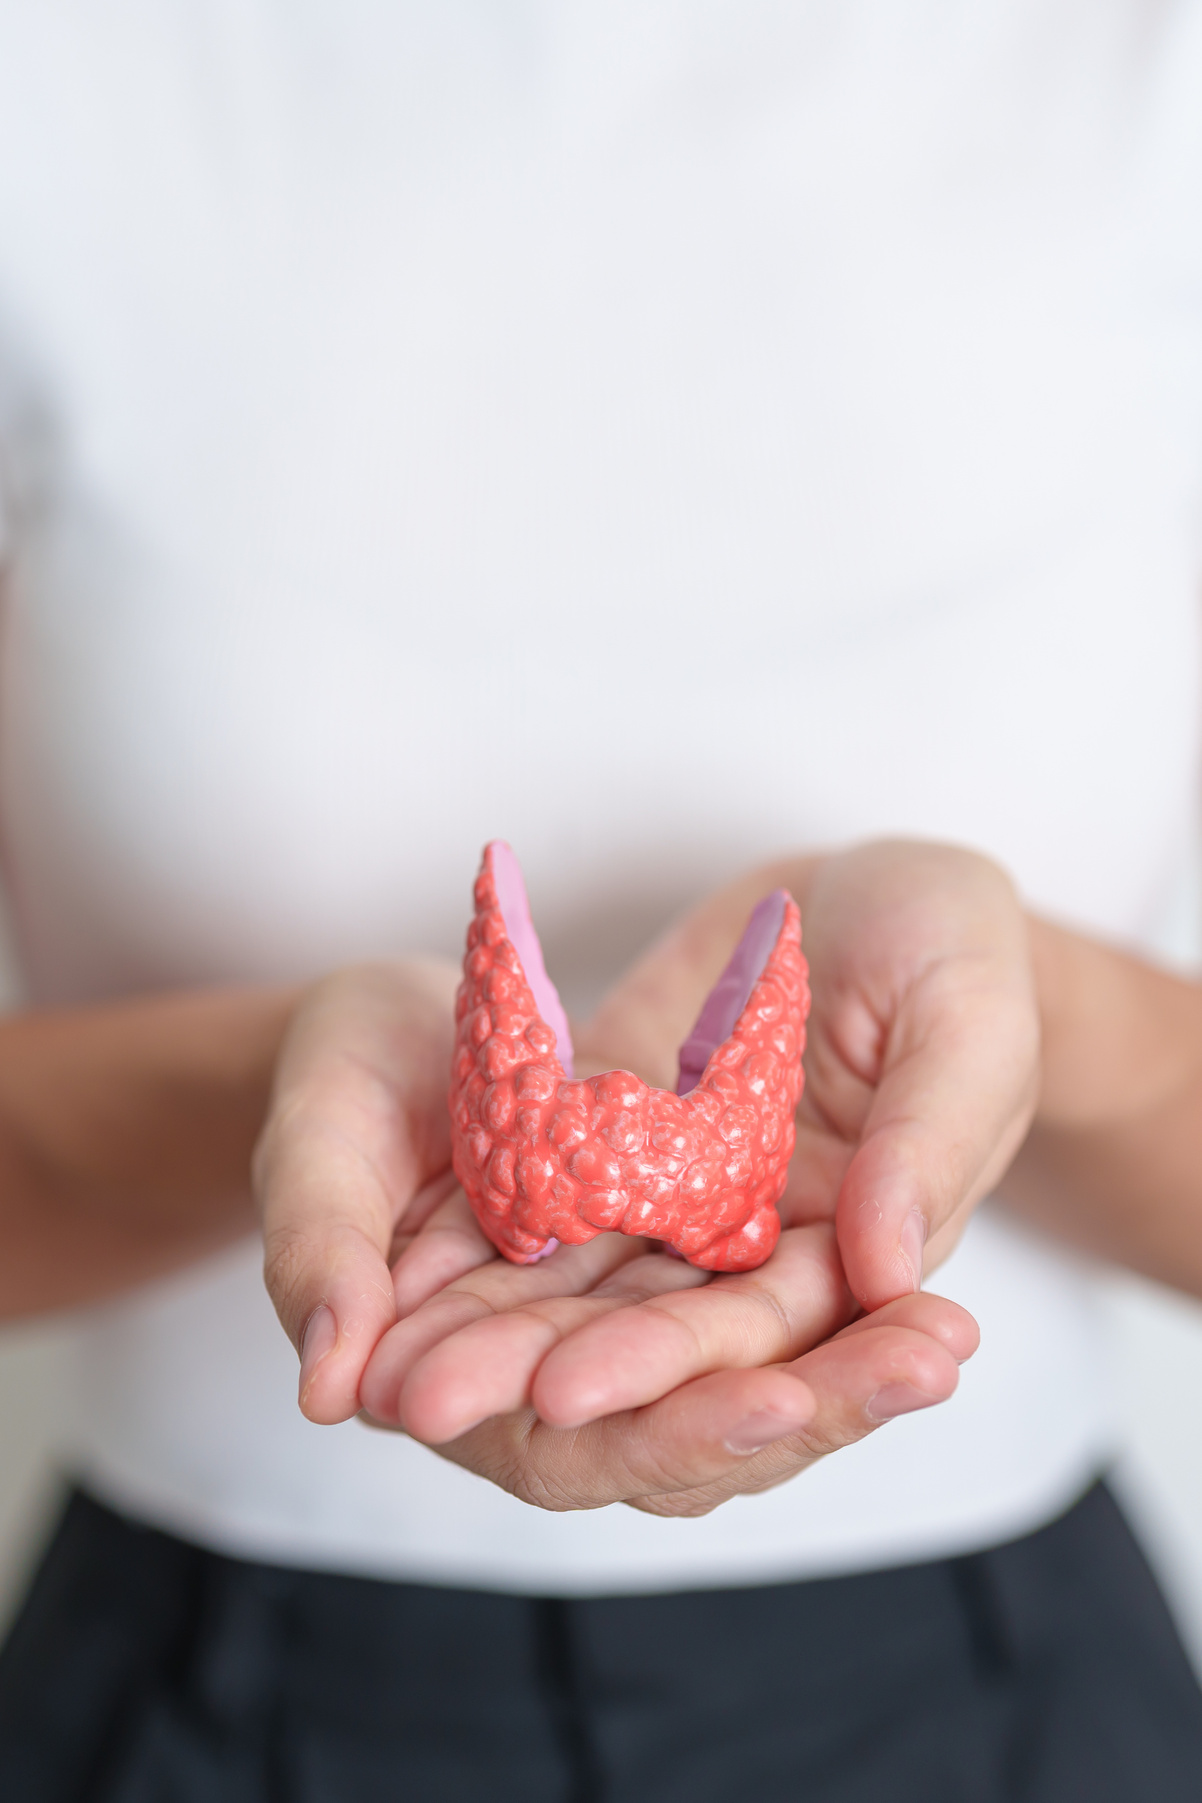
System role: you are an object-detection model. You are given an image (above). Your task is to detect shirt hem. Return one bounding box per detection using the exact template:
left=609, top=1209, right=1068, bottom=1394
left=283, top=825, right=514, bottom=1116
left=68, top=1443, right=1114, bottom=1598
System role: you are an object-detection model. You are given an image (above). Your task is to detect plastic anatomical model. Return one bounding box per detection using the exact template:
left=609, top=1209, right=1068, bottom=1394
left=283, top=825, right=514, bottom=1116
left=448, top=842, right=809, bottom=1272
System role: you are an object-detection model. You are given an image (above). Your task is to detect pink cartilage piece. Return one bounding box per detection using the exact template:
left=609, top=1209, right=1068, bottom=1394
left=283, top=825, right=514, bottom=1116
left=488, top=841, right=575, bottom=1078
left=448, top=843, right=809, bottom=1272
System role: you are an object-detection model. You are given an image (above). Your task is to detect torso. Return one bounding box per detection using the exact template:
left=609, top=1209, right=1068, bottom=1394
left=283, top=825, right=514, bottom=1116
left=0, top=1, right=1199, bottom=1588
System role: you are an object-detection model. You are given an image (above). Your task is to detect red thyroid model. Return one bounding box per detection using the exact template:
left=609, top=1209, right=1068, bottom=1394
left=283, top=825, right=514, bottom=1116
left=449, top=843, right=809, bottom=1272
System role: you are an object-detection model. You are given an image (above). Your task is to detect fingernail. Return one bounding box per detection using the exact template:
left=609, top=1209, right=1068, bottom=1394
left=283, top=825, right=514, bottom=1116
left=724, top=1409, right=806, bottom=1455
left=900, top=1209, right=927, bottom=1292
left=299, top=1304, right=337, bottom=1402
left=866, top=1382, right=937, bottom=1422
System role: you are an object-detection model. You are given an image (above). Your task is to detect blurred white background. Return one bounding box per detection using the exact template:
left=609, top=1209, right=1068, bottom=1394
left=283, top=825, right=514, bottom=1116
left=4, top=863, right=1202, bottom=1665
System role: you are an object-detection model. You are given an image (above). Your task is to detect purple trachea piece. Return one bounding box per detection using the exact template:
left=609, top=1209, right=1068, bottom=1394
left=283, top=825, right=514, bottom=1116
left=675, top=891, right=789, bottom=1096
left=489, top=840, right=574, bottom=1078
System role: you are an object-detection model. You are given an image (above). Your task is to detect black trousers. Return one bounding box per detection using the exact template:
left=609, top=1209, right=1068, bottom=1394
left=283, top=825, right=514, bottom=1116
left=2, top=1482, right=1202, bottom=1802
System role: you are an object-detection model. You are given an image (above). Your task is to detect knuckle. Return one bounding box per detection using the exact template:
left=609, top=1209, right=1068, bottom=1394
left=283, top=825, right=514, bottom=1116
left=790, top=1417, right=859, bottom=1462
left=622, top=1434, right=698, bottom=1499
left=508, top=1467, right=583, bottom=1513
left=464, top=1417, right=594, bottom=1515
left=626, top=1487, right=727, bottom=1519
left=508, top=1438, right=599, bottom=1513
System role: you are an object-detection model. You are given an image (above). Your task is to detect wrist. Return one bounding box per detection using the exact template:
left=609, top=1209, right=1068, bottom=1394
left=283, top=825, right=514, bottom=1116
left=1028, top=914, right=1202, bottom=1130
left=0, top=983, right=302, bottom=1314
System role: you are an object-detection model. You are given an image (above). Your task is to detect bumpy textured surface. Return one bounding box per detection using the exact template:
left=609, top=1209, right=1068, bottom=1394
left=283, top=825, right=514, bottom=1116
left=449, top=846, right=809, bottom=1272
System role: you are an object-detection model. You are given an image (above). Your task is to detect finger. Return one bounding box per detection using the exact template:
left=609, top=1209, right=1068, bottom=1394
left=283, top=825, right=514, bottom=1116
left=427, top=1366, right=819, bottom=1508
left=378, top=1221, right=851, bottom=1440
left=259, top=1111, right=398, bottom=1426
left=429, top=1292, right=971, bottom=1515
left=357, top=1231, right=652, bottom=1427
left=834, top=960, right=1038, bottom=1310
left=627, top=1293, right=973, bottom=1517
left=389, top=1183, right=497, bottom=1317
left=257, top=962, right=456, bottom=1425
left=529, top=1223, right=855, bottom=1428
left=391, top=1249, right=707, bottom=1442
left=824, top=1289, right=979, bottom=1361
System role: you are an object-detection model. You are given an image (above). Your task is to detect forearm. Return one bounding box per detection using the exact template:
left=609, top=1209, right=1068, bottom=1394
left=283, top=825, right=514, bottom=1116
left=1003, top=917, right=1202, bottom=1293
left=0, top=985, right=298, bottom=1316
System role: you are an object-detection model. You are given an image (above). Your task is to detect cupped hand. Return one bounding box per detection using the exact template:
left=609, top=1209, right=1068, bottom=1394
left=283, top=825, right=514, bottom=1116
left=259, top=837, right=1029, bottom=1518
left=788, top=839, right=1039, bottom=1305
left=361, top=1196, right=855, bottom=1439
left=569, top=837, right=1038, bottom=1307
left=371, top=838, right=1034, bottom=1446
left=354, top=1126, right=976, bottom=1520
left=362, top=1283, right=977, bottom=1518
left=255, top=959, right=461, bottom=1424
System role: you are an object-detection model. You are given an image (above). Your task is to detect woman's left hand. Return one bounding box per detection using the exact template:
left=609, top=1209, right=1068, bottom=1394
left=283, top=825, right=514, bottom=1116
left=363, top=1276, right=977, bottom=1517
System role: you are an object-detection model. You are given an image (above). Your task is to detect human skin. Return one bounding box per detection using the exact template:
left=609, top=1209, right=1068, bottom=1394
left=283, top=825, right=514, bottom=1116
left=342, top=840, right=1036, bottom=1514
left=260, top=838, right=1202, bottom=1514
left=1007, top=917, right=1202, bottom=1292
left=3, top=838, right=1202, bottom=1515
left=0, top=985, right=299, bottom=1314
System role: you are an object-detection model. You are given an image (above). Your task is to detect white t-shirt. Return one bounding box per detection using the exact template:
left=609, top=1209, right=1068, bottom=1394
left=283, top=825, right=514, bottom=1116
left=0, top=2, right=1200, bottom=1593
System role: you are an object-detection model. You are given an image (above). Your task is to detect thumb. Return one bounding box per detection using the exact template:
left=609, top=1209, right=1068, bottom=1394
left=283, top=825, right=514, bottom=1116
left=835, top=972, right=1038, bottom=1310
left=256, top=962, right=457, bottom=1423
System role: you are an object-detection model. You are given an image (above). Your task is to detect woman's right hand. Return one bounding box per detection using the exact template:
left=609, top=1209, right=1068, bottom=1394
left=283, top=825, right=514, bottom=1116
left=255, top=958, right=462, bottom=1424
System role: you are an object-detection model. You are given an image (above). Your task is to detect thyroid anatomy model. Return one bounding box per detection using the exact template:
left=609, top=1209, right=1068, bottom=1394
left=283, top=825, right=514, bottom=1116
left=448, top=843, right=809, bottom=1273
